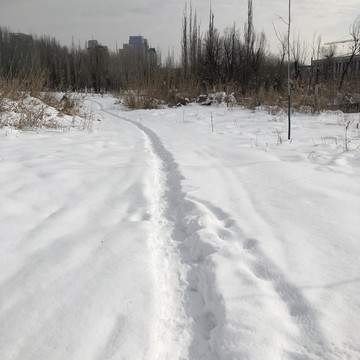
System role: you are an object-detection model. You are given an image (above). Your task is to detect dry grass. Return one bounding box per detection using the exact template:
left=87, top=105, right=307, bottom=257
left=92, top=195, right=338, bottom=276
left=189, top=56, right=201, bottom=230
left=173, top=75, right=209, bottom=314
left=0, top=73, right=83, bottom=130
left=120, top=70, right=203, bottom=110
left=120, top=79, right=360, bottom=114
left=230, top=80, right=360, bottom=115
left=0, top=69, right=86, bottom=129
left=40, top=92, right=81, bottom=116
left=122, top=89, right=163, bottom=110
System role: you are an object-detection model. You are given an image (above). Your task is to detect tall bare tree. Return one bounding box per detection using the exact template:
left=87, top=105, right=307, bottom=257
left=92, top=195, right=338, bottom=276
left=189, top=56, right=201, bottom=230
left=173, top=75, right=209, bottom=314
left=287, top=0, right=291, bottom=140
left=181, top=3, right=189, bottom=75
left=339, top=16, right=360, bottom=90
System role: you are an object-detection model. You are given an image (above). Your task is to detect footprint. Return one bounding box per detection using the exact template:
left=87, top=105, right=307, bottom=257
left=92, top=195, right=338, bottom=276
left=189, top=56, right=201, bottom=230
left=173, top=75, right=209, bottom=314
left=243, top=238, right=258, bottom=250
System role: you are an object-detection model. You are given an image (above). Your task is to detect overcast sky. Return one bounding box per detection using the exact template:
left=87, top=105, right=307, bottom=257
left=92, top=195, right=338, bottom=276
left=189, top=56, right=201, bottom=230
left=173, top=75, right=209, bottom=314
left=1, top=0, right=359, bottom=62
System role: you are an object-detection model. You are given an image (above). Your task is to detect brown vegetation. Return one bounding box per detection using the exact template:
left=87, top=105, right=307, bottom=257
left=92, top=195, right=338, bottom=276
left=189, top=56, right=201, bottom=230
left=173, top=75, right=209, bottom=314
left=0, top=73, right=82, bottom=129
left=1, top=6, right=359, bottom=113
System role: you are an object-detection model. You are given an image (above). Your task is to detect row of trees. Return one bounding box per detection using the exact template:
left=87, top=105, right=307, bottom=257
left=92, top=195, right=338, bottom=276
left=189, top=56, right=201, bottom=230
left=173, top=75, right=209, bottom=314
left=1, top=5, right=359, bottom=107
left=180, top=3, right=269, bottom=91
left=180, top=4, right=360, bottom=94
left=0, top=27, right=159, bottom=92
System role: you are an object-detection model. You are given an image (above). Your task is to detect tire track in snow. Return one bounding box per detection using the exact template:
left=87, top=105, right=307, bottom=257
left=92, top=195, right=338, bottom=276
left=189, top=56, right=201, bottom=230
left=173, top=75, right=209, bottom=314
left=190, top=171, right=330, bottom=359
left=242, top=237, right=328, bottom=359
left=192, top=183, right=331, bottom=359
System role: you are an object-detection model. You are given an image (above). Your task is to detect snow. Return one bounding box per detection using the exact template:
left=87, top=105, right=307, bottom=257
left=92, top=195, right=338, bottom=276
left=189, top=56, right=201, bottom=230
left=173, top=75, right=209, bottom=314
left=1, top=94, right=359, bottom=360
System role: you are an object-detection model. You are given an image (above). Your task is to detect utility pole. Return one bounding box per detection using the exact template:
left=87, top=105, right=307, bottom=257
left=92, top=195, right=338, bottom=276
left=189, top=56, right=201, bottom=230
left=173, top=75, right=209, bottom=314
left=287, top=0, right=291, bottom=140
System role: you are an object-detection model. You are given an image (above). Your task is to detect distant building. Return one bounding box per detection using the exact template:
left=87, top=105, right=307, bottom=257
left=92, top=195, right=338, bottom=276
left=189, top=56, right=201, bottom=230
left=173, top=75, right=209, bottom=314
left=311, top=39, right=360, bottom=76
left=311, top=54, right=360, bottom=76
left=87, top=39, right=99, bottom=49
left=10, top=33, right=32, bottom=42
left=87, top=39, right=108, bottom=51
left=129, top=36, right=149, bottom=59
left=122, top=43, right=134, bottom=52
left=119, top=43, right=134, bottom=55
left=118, top=35, right=157, bottom=65
left=148, top=48, right=157, bottom=66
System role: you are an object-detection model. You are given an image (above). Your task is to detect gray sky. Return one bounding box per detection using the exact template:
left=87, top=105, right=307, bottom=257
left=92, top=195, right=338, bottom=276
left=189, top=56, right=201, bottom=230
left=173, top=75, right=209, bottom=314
left=1, top=0, right=359, bottom=63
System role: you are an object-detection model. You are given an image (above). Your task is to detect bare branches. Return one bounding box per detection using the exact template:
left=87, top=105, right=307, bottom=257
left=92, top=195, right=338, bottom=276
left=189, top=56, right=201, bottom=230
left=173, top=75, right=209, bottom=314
left=339, top=16, right=360, bottom=89
left=349, top=15, right=360, bottom=53
left=274, top=13, right=289, bottom=26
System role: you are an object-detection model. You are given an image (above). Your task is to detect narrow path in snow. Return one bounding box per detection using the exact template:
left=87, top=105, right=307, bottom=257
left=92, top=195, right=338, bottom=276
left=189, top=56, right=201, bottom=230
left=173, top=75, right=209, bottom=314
left=125, top=120, right=192, bottom=359
left=90, top=100, right=195, bottom=358
left=114, top=114, right=226, bottom=359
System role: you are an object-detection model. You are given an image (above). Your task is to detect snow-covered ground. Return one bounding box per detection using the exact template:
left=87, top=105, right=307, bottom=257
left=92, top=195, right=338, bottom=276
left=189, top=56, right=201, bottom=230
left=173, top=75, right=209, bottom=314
left=1, top=95, right=359, bottom=360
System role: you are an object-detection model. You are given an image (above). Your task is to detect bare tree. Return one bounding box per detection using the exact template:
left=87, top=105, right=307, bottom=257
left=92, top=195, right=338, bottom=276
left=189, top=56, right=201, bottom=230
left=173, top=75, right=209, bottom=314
left=202, top=8, right=222, bottom=86
left=287, top=0, right=291, bottom=140
left=243, top=0, right=255, bottom=85
left=339, top=16, right=360, bottom=90
left=223, top=25, right=237, bottom=82
left=309, top=34, right=322, bottom=85
left=291, top=34, right=308, bottom=82
left=320, top=44, right=336, bottom=80
left=181, top=3, right=189, bottom=75
left=273, top=24, right=287, bottom=67
left=189, top=6, right=199, bottom=74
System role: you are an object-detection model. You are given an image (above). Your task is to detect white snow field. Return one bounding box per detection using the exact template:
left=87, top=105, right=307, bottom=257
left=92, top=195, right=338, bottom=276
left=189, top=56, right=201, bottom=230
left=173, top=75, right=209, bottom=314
left=1, top=95, right=359, bottom=360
